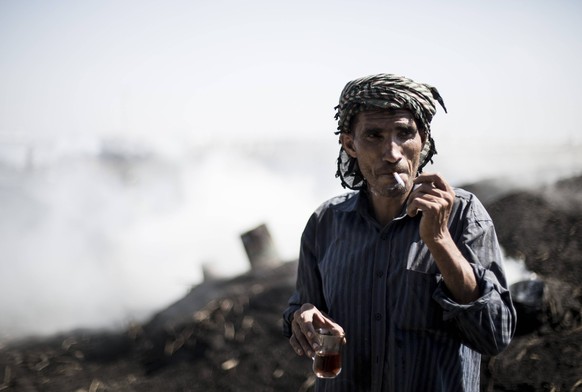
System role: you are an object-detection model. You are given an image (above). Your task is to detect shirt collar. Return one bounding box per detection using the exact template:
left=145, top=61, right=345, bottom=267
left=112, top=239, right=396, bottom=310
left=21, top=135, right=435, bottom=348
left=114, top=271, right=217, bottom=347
left=354, top=189, right=414, bottom=225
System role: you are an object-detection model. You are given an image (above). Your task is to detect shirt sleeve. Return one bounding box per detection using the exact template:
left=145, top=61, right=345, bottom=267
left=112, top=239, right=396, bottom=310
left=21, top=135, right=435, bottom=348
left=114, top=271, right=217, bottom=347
left=432, top=198, right=517, bottom=356
left=282, top=212, right=327, bottom=338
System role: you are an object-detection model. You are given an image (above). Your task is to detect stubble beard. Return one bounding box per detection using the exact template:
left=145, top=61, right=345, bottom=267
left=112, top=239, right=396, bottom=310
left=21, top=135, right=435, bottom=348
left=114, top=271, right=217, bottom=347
left=368, top=181, right=408, bottom=199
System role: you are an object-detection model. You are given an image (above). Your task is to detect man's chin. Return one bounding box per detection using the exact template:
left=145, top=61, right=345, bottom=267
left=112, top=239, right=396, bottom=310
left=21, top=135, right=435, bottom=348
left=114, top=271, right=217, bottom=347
left=369, top=183, right=408, bottom=198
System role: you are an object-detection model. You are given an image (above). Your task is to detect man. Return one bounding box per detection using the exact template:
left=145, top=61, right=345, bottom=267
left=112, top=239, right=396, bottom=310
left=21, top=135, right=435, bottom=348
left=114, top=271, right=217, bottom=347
left=283, top=74, right=516, bottom=391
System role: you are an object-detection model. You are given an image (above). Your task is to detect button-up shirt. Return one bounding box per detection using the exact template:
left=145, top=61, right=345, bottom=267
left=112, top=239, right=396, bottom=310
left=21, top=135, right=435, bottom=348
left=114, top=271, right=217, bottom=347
left=283, top=189, right=516, bottom=391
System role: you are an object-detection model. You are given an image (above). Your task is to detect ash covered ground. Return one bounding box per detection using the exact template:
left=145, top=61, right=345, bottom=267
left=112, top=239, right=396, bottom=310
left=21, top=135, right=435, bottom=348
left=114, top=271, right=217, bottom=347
left=1, top=176, right=581, bottom=392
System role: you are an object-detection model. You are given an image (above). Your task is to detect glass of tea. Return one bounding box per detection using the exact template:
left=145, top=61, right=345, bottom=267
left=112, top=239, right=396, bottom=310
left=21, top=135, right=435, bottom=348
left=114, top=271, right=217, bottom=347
left=312, top=328, right=345, bottom=379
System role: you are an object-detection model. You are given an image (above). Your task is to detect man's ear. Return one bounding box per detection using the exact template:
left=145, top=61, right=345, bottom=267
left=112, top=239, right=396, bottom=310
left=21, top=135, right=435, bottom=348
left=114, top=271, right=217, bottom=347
left=340, top=133, right=357, bottom=158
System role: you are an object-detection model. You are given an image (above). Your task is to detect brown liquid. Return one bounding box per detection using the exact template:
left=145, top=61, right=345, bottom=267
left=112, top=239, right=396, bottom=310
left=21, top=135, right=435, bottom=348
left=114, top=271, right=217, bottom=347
left=313, top=352, right=342, bottom=378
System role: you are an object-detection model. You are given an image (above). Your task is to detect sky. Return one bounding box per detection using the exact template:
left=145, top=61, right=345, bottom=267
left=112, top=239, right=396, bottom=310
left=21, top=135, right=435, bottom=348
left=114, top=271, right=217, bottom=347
left=1, top=0, right=581, bottom=147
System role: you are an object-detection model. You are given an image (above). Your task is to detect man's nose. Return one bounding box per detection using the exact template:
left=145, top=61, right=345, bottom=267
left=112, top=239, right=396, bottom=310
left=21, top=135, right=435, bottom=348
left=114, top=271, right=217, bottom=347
left=382, top=139, right=403, bottom=163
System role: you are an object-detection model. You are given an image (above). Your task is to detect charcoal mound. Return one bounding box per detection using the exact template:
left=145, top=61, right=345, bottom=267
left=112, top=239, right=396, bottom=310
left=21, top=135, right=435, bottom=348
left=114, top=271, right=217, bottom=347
left=473, top=175, right=582, bottom=391
left=0, top=262, right=313, bottom=392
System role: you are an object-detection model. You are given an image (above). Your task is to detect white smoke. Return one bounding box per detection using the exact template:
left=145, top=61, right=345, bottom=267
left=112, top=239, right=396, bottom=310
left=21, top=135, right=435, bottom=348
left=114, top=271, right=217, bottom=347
left=0, top=135, right=340, bottom=341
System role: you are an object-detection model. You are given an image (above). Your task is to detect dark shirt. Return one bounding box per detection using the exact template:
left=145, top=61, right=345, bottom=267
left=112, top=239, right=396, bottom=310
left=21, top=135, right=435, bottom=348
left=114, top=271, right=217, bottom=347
left=283, top=189, right=516, bottom=392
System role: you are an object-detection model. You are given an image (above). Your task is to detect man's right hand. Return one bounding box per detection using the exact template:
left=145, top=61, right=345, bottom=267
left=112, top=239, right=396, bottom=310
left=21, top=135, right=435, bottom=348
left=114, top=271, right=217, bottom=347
left=289, top=303, right=345, bottom=358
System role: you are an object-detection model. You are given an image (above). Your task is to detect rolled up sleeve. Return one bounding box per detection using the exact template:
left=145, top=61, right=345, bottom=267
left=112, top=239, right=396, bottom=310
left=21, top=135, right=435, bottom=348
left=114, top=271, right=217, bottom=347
left=433, top=207, right=517, bottom=356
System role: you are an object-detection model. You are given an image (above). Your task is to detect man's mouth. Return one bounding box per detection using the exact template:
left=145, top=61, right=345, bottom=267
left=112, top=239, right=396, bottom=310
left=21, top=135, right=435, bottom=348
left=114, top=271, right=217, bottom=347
left=393, top=172, right=405, bottom=187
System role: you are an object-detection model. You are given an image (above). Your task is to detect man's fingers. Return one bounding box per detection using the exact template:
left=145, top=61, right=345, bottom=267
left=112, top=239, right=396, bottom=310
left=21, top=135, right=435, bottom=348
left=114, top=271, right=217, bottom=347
left=316, top=314, right=346, bottom=337
left=408, top=174, right=454, bottom=219
left=414, top=172, right=450, bottom=191
left=297, top=311, right=317, bottom=341
left=289, top=334, right=305, bottom=356
left=289, top=304, right=345, bottom=358
left=291, top=329, right=315, bottom=357
left=291, top=312, right=317, bottom=357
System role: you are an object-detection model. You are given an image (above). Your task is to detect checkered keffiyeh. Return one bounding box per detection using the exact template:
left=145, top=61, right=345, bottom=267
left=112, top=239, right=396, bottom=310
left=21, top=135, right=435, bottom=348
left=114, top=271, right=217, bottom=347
left=334, top=73, right=447, bottom=190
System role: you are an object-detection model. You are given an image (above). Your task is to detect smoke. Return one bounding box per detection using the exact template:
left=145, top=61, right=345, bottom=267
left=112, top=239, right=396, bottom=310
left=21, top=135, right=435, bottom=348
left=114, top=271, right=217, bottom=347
left=0, top=136, right=340, bottom=341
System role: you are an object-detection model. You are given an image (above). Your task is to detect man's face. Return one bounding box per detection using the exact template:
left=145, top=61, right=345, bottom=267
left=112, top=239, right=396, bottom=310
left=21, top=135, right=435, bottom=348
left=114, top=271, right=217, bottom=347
left=340, top=109, right=425, bottom=198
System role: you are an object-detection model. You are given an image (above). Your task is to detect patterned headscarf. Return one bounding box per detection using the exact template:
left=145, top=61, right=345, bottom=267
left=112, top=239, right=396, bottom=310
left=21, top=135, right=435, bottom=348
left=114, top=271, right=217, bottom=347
left=334, top=73, right=447, bottom=190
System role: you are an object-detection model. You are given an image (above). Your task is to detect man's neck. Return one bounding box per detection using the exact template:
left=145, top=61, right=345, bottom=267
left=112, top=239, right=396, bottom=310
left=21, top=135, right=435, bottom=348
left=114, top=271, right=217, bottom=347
left=368, top=190, right=410, bottom=226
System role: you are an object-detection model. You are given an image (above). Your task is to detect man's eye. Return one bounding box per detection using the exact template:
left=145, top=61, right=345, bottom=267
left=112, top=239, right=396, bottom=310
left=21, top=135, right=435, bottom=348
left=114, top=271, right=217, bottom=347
left=399, top=129, right=415, bottom=138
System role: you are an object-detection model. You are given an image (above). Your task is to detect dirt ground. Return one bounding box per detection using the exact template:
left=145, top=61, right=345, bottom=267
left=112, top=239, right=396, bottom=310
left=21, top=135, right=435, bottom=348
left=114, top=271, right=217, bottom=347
left=1, top=176, right=581, bottom=392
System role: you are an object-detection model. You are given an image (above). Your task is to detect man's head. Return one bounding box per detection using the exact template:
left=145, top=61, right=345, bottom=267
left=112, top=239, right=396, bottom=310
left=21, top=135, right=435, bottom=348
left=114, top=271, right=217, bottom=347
left=340, top=109, right=425, bottom=198
left=334, top=73, right=447, bottom=190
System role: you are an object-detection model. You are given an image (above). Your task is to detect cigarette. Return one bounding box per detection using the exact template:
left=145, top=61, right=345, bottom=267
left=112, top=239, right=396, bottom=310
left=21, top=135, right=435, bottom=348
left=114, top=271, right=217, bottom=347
left=393, top=172, right=405, bottom=187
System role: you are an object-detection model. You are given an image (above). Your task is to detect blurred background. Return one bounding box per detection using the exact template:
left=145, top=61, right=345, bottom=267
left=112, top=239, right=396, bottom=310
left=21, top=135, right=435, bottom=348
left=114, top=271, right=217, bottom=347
left=1, top=0, right=581, bottom=341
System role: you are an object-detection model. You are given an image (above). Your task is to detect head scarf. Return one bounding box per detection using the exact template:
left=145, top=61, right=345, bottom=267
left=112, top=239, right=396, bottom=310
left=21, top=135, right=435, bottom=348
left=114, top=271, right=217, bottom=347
left=334, top=73, right=447, bottom=190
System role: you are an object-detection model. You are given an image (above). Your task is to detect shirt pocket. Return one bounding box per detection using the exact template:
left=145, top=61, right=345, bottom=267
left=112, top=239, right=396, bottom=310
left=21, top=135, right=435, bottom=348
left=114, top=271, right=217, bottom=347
left=393, top=246, right=445, bottom=332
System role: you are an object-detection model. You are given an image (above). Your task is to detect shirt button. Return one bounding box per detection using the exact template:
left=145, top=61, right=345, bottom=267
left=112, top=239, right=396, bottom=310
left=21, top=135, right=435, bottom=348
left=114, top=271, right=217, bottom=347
left=375, top=313, right=382, bottom=321
left=376, top=271, right=384, bottom=278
